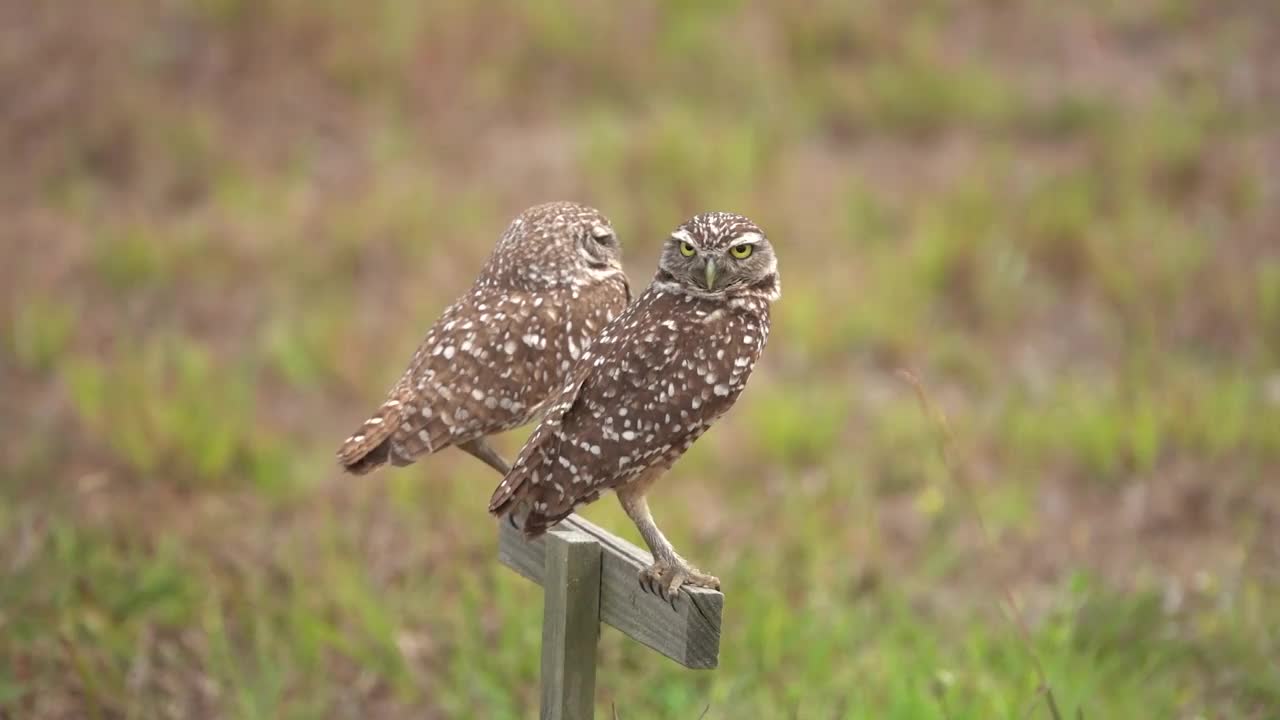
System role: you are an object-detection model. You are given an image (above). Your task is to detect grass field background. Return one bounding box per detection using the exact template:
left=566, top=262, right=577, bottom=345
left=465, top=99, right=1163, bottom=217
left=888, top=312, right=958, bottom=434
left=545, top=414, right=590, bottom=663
left=2, top=1, right=1279, bottom=717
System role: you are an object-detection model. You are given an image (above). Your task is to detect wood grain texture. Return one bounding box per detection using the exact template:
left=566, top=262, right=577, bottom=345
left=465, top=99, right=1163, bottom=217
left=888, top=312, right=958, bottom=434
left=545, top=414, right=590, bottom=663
left=499, top=514, right=723, bottom=670
left=540, top=529, right=602, bottom=720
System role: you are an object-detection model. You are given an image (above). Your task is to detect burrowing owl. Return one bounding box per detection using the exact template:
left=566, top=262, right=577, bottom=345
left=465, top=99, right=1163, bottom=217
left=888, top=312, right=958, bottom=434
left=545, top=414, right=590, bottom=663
left=489, top=211, right=780, bottom=598
left=336, top=202, right=631, bottom=476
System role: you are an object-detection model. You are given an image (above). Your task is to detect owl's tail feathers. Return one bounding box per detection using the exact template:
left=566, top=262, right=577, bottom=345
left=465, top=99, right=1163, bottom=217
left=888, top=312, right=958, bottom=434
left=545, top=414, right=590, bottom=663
left=488, top=471, right=523, bottom=519
left=489, top=467, right=541, bottom=536
left=489, top=463, right=582, bottom=539
left=336, top=400, right=409, bottom=475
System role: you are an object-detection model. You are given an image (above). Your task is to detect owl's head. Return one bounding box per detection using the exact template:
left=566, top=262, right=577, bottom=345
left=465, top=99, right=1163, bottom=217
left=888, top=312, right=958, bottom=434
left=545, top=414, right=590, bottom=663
left=486, top=201, right=624, bottom=288
left=656, top=212, right=780, bottom=301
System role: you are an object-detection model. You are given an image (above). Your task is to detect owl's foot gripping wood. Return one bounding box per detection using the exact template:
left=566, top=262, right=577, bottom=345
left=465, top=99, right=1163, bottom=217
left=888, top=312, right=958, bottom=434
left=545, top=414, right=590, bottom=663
left=617, top=482, right=719, bottom=605
left=639, top=559, right=721, bottom=603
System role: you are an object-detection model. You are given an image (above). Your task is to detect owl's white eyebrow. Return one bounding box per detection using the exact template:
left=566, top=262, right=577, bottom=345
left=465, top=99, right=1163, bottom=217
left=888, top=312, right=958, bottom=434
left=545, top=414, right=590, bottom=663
left=591, top=224, right=613, bottom=238
left=728, top=232, right=764, bottom=246
left=670, top=229, right=696, bottom=245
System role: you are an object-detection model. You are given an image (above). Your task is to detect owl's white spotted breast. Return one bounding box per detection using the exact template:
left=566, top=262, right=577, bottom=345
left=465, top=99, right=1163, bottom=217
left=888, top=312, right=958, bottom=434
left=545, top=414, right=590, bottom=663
left=490, top=284, right=771, bottom=525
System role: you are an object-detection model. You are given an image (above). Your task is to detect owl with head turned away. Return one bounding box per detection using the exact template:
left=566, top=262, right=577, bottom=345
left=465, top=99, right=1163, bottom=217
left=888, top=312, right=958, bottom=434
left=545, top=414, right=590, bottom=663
left=336, top=201, right=631, bottom=478
left=489, top=211, right=781, bottom=599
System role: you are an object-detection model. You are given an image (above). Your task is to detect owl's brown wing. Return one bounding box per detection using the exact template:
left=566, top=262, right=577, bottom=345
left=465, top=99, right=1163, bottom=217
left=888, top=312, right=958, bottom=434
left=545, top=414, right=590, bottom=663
left=485, top=349, right=592, bottom=511
left=488, top=288, right=764, bottom=534
left=338, top=288, right=564, bottom=473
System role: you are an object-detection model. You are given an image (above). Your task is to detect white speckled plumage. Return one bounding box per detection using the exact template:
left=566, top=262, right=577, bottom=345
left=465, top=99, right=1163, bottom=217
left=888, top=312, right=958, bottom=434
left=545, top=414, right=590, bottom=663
left=489, top=211, right=780, bottom=598
left=336, top=202, right=630, bottom=475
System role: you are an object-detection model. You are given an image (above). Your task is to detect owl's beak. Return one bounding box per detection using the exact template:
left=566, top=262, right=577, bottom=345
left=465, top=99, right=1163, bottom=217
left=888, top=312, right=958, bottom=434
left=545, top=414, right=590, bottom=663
left=704, top=258, right=718, bottom=290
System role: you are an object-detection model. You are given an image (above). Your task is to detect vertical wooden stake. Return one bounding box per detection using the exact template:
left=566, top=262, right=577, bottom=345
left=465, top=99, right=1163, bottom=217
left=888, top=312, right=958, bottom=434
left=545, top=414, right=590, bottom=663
left=540, top=529, right=602, bottom=720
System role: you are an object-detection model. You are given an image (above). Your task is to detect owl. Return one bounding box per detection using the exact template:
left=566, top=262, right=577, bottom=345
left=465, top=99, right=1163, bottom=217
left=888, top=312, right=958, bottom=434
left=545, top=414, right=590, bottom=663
left=489, top=211, right=780, bottom=599
left=336, top=201, right=631, bottom=477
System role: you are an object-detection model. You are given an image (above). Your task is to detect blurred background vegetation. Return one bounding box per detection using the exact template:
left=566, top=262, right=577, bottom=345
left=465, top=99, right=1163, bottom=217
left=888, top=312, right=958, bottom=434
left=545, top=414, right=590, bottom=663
left=2, top=0, right=1278, bottom=717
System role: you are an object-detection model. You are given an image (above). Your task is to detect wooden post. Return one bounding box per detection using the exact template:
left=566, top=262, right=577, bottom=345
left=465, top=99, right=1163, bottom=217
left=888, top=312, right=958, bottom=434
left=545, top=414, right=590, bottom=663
left=499, top=512, right=723, bottom=678
left=539, top=529, right=602, bottom=720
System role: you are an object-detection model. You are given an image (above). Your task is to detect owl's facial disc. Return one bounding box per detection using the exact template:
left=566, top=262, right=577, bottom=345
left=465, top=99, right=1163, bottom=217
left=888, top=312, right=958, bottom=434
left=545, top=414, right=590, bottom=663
left=656, top=214, right=778, bottom=300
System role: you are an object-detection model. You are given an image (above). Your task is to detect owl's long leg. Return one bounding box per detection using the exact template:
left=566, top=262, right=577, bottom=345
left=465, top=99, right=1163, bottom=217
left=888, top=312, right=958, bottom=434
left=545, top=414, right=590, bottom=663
left=461, top=438, right=526, bottom=530
left=458, top=437, right=511, bottom=476
left=616, top=481, right=720, bottom=602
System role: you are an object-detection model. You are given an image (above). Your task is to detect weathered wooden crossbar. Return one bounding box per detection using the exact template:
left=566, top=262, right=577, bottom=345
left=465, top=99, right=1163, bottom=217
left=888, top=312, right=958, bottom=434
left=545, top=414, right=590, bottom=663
left=498, top=513, right=723, bottom=718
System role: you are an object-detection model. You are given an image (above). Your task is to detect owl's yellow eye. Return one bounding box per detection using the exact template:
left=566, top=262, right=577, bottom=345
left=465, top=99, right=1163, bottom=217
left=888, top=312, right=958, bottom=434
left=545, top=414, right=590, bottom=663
left=729, top=244, right=753, bottom=259
left=678, top=241, right=696, bottom=257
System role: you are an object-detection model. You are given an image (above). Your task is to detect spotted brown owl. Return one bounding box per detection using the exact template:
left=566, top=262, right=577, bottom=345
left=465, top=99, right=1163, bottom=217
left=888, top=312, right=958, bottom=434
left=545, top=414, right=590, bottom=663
left=336, top=202, right=631, bottom=476
left=489, top=211, right=780, bottom=599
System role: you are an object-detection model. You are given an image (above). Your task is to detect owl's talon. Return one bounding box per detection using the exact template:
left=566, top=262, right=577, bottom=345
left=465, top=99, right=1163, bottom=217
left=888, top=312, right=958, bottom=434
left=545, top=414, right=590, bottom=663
left=640, top=573, right=660, bottom=601
left=638, top=561, right=719, bottom=609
